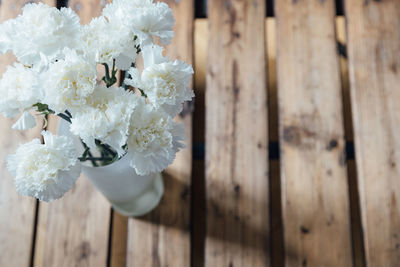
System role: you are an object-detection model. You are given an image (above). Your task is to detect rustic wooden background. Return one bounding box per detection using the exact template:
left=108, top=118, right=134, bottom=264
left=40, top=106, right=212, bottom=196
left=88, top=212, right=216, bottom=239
left=0, top=0, right=399, bottom=266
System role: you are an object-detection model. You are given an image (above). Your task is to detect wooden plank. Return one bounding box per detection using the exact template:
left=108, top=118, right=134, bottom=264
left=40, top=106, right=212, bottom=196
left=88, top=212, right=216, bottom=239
left=336, top=16, right=365, bottom=267
left=275, top=0, right=353, bottom=266
left=0, top=1, right=54, bottom=266
left=126, top=1, right=194, bottom=267
left=345, top=0, right=400, bottom=266
left=205, top=0, right=269, bottom=266
left=34, top=1, right=111, bottom=266
left=195, top=17, right=280, bottom=267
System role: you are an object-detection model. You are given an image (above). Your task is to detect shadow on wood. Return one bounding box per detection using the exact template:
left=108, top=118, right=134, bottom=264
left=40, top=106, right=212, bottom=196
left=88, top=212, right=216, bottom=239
left=130, top=170, right=299, bottom=265
left=131, top=171, right=190, bottom=229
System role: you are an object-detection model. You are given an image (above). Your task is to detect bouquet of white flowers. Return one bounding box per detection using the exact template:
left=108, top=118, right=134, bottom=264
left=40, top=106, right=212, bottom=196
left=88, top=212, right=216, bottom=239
left=0, top=0, right=193, bottom=202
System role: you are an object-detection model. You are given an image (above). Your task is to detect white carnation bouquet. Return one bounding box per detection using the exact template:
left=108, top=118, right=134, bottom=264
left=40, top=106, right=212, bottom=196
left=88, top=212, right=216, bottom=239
left=0, top=0, right=193, bottom=202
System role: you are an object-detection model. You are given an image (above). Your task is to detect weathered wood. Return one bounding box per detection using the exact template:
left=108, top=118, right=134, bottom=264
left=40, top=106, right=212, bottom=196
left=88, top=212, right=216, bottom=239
left=345, top=0, right=400, bottom=266
left=0, top=1, right=54, bottom=266
left=205, top=0, right=269, bottom=266
left=275, top=0, right=353, bottom=266
left=34, top=1, right=111, bottom=266
left=126, top=1, right=194, bottom=267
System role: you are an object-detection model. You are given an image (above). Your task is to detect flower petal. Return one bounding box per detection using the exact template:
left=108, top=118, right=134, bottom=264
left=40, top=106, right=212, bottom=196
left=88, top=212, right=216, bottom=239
left=12, top=111, right=36, bottom=130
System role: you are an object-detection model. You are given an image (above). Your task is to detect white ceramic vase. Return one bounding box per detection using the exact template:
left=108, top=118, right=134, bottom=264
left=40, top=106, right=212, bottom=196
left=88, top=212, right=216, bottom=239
left=59, top=119, right=164, bottom=217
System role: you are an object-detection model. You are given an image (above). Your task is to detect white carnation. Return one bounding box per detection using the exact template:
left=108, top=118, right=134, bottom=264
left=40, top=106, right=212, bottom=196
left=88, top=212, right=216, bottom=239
left=42, top=49, right=97, bottom=114
left=127, top=99, right=185, bottom=175
left=70, top=85, right=138, bottom=155
left=0, top=63, right=41, bottom=118
left=0, top=3, right=81, bottom=65
left=103, top=0, right=174, bottom=45
left=7, top=131, right=81, bottom=202
left=81, top=16, right=138, bottom=69
left=125, top=45, right=194, bottom=117
left=0, top=19, right=15, bottom=56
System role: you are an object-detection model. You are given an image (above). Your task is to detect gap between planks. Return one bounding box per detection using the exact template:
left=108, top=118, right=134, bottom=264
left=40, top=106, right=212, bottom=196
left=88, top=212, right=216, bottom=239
left=0, top=10, right=365, bottom=267
left=192, top=16, right=363, bottom=267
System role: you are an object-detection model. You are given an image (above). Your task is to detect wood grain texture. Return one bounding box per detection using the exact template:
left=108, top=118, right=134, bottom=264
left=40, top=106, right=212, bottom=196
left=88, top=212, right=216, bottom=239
left=34, top=1, right=111, bottom=266
left=345, top=0, right=400, bottom=266
left=275, top=0, right=352, bottom=266
left=205, top=0, right=269, bottom=266
left=0, top=1, right=54, bottom=266
left=126, top=1, right=194, bottom=267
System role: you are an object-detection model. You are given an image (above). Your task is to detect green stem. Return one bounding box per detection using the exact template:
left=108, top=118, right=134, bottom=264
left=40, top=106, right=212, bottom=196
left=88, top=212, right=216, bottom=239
left=57, top=113, right=71, bottom=123
left=102, top=144, right=117, bottom=158
left=79, top=147, right=90, bottom=161
left=80, top=140, right=98, bottom=167
left=78, top=157, right=114, bottom=161
left=138, top=88, right=147, bottom=98
left=102, top=63, right=110, bottom=80
left=112, top=59, right=117, bottom=77
left=87, top=150, right=99, bottom=167
left=95, top=139, right=117, bottom=158
left=65, top=110, right=72, bottom=118
left=102, top=61, right=118, bottom=88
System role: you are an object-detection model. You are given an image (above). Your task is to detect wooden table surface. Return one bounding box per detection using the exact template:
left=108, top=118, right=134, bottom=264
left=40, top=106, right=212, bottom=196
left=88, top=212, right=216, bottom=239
left=0, top=0, right=399, bottom=266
